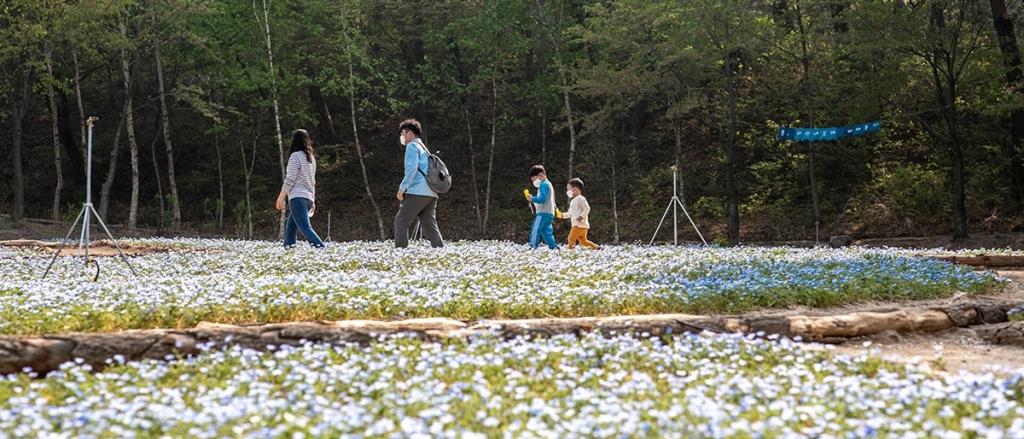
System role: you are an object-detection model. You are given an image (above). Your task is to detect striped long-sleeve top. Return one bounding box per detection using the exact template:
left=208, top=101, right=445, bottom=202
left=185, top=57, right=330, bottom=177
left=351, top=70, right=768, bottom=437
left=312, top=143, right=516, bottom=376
left=281, top=151, right=316, bottom=202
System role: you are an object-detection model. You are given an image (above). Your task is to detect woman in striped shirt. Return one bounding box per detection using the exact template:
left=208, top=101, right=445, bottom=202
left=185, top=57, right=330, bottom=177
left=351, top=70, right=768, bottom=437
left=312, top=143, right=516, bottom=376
left=275, top=129, right=325, bottom=248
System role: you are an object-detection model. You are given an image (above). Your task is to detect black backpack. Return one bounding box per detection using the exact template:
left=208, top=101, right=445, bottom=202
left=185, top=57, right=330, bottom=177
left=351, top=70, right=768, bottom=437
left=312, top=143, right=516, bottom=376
left=414, top=141, right=452, bottom=194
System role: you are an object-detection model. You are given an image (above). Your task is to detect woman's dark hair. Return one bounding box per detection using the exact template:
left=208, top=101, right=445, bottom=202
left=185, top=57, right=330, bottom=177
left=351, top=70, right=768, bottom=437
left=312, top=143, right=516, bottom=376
left=529, top=165, right=546, bottom=178
left=568, top=178, right=584, bottom=191
left=399, top=119, right=422, bottom=137
left=290, top=129, right=314, bottom=163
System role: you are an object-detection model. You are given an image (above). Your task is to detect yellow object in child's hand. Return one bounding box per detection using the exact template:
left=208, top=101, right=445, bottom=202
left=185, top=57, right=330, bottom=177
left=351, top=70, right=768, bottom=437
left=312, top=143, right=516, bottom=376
left=555, top=208, right=564, bottom=219
left=523, top=189, right=532, bottom=201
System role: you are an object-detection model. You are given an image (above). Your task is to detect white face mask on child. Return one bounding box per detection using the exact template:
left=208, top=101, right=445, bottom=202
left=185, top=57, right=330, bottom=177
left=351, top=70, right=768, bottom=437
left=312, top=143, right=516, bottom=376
left=533, top=179, right=541, bottom=188
left=566, top=190, right=574, bottom=199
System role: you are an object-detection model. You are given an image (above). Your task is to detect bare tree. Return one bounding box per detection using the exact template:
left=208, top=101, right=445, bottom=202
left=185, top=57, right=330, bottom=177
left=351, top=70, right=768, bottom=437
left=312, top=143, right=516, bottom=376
left=120, top=14, right=141, bottom=229
left=542, top=0, right=578, bottom=178
left=215, top=135, right=225, bottom=230
left=99, top=100, right=127, bottom=221
left=465, top=108, right=483, bottom=232
left=540, top=109, right=546, bottom=165
left=148, top=124, right=166, bottom=231
left=345, top=40, right=385, bottom=239
left=483, top=73, right=498, bottom=229
left=240, top=134, right=260, bottom=239
left=254, top=0, right=287, bottom=238
left=154, top=39, right=181, bottom=229
left=8, top=67, right=34, bottom=223
left=795, top=0, right=822, bottom=242
left=559, top=64, right=577, bottom=178
left=73, top=52, right=87, bottom=174
left=44, top=48, right=64, bottom=221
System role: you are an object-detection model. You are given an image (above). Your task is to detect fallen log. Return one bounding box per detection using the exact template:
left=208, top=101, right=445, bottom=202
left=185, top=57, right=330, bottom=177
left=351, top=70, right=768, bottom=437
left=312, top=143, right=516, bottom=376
left=0, top=239, right=185, bottom=257
left=0, top=318, right=466, bottom=375
left=929, top=254, right=1024, bottom=268
left=0, top=301, right=1018, bottom=376
left=0, top=239, right=62, bottom=248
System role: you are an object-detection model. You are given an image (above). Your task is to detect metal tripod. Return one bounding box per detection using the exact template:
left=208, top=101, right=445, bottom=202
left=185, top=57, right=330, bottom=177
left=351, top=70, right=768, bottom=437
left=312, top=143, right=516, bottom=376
left=42, top=117, right=137, bottom=279
left=649, top=165, right=708, bottom=246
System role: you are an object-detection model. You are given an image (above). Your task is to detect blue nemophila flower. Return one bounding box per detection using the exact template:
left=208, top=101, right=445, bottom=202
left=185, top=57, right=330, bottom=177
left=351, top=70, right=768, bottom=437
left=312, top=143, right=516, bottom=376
left=3, top=332, right=1013, bottom=437
left=0, top=240, right=997, bottom=333
left=19, top=333, right=1016, bottom=437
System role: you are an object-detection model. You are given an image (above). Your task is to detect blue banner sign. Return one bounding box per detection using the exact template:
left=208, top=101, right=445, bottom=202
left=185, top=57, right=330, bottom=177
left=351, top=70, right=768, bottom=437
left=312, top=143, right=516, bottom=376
left=778, top=121, right=881, bottom=141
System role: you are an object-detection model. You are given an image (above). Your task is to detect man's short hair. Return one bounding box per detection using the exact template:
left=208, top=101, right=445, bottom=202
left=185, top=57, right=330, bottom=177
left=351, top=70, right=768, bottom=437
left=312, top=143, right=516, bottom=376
left=529, top=165, right=546, bottom=178
left=399, top=119, right=422, bottom=137
left=568, top=178, right=584, bottom=191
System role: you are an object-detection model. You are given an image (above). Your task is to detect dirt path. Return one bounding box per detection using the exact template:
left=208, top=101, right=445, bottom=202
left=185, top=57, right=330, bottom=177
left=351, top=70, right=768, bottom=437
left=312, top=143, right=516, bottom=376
left=816, top=271, right=1024, bottom=375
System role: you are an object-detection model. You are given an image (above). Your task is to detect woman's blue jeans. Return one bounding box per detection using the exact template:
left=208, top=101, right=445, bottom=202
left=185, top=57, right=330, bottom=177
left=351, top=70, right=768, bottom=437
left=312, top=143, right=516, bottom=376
left=283, top=197, right=325, bottom=248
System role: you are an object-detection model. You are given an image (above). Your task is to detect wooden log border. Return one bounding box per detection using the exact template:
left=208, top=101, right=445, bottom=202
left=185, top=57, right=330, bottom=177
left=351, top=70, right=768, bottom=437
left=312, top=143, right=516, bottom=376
left=1, top=300, right=1019, bottom=375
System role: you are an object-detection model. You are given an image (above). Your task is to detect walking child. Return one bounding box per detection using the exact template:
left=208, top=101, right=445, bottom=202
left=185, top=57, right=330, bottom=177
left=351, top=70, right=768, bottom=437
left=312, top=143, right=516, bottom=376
left=564, top=178, right=599, bottom=249
left=523, top=165, right=559, bottom=250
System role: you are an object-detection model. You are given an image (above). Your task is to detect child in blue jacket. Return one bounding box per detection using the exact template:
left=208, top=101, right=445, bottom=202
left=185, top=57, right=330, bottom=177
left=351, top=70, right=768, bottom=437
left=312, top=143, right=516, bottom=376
left=523, top=165, right=559, bottom=250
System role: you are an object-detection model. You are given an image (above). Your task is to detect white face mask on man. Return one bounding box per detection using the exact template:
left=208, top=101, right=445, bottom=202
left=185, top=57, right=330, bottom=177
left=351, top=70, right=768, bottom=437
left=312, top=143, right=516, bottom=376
left=399, top=135, right=407, bottom=146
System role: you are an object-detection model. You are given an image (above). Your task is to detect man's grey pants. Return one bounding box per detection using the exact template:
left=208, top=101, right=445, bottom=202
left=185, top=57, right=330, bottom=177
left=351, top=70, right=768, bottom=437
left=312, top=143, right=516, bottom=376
left=394, top=194, right=444, bottom=248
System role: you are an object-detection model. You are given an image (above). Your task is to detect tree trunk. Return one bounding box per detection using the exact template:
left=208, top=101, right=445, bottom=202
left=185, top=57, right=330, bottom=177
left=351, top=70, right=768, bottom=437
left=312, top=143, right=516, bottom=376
left=73, top=52, right=87, bottom=172
left=308, top=85, right=338, bottom=145
left=154, top=43, right=181, bottom=229
left=989, top=0, right=1024, bottom=206
left=120, top=15, right=140, bottom=229
left=215, top=136, right=224, bottom=230
left=466, top=108, right=482, bottom=232
left=45, top=50, right=64, bottom=222
left=560, top=67, right=576, bottom=178
left=483, top=73, right=497, bottom=229
left=255, top=0, right=287, bottom=238
left=724, top=52, right=741, bottom=245
left=540, top=109, right=546, bottom=165
left=9, top=68, right=33, bottom=223
left=346, top=46, right=385, bottom=240
left=929, top=4, right=968, bottom=241
left=612, top=153, right=620, bottom=245
left=149, top=123, right=166, bottom=231
left=945, top=74, right=968, bottom=241
left=59, top=89, right=86, bottom=189
left=795, top=0, right=821, bottom=242
left=806, top=141, right=821, bottom=240
left=240, top=136, right=258, bottom=239
left=99, top=100, right=127, bottom=222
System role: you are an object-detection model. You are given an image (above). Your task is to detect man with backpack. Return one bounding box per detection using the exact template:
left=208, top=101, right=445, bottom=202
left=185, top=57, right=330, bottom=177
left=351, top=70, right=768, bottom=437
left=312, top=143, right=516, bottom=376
left=394, top=119, right=449, bottom=248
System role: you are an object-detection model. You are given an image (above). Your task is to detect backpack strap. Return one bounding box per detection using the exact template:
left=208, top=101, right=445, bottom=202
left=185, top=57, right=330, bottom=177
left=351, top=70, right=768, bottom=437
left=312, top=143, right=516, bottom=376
left=411, top=140, right=429, bottom=177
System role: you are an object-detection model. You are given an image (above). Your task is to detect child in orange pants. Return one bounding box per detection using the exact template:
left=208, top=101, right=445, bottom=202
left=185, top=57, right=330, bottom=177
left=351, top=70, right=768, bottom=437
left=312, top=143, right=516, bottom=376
left=563, top=178, right=599, bottom=249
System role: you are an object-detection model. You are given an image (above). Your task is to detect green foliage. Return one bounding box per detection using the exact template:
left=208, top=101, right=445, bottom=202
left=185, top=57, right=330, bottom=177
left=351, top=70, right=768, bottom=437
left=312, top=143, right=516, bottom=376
left=2, top=0, right=1022, bottom=241
left=843, top=164, right=949, bottom=236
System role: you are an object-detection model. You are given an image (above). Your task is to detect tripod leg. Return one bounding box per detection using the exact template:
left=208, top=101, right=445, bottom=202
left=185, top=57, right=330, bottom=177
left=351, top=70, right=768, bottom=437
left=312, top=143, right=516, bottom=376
left=649, top=199, right=675, bottom=246
left=76, top=211, right=88, bottom=257
left=676, top=198, right=709, bottom=246
left=42, top=206, right=86, bottom=280
left=88, top=205, right=137, bottom=276
left=82, top=210, right=90, bottom=265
